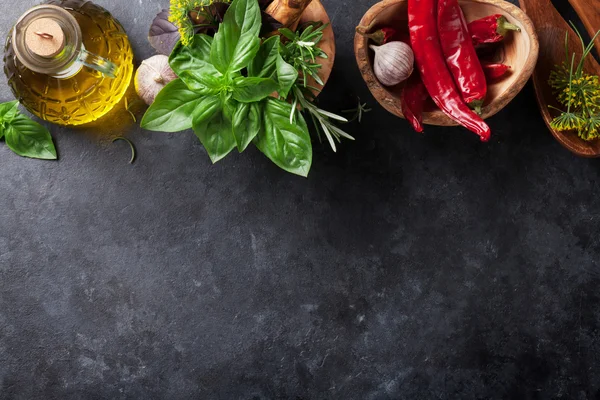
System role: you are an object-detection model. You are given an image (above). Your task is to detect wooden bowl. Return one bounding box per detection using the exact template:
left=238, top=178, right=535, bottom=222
left=300, top=0, right=335, bottom=96
left=354, top=0, right=539, bottom=126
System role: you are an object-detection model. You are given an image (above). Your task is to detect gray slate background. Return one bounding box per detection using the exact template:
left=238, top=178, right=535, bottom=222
left=1, top=0, right=599, bottom=399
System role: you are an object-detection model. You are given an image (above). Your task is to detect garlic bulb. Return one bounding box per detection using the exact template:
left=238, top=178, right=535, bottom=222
left=135, top=55, right=178, bottom=105
left=370, top=41, right=414, bottom=87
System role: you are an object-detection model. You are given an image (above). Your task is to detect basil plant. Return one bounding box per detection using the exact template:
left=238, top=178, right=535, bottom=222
left=141, top=0, right=313, bottom=177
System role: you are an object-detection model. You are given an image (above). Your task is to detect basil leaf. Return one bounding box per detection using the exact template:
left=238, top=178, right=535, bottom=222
left=170, top=34, right=222, bottom=92
left=5, top=115, right=57, bottom=160
left=193, top=95, right=222, bottom=127
left=149, top=9, right=180, bottom=56
left=247, top=37, right=297, bottom=97
left=0, top=100, right=20, bottom=123
left=193, top=105, right=237, bottom=163
left=170, top=34, right=213, bottom=69
left=232, top=102, right=261, bottom=152
left=248, top=36, right=280, bottom=78
left=276, top=55, right=298, bottom=98
left=255, top=98, right=312, bottom=177
left=179, top=70, right=222, bottom=93
left=141, top=79, right=204, bottom=132
left=232, top=76, right=279, bottom=103
left=210, top=0, right=261, bottom=74
left=0, top=101, right=20, bottom=140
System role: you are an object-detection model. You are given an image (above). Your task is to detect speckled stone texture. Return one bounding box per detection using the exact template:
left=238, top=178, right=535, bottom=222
left=0, top=0, right=599, bottom=399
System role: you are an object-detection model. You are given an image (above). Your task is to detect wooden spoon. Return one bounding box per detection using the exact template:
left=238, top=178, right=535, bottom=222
left=567, top=0, right=600, bottom=51
left=519, top=0, right=600, bottom=157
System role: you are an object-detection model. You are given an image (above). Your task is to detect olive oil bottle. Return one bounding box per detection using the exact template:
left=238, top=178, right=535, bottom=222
left=4, top=0, right=134, bottom=126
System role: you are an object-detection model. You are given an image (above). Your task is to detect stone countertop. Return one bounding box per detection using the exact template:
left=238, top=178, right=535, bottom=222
left=1, top=0, right=599, bottom=398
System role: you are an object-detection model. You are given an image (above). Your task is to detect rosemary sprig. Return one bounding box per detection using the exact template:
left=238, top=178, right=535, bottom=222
left=279, top=23, right=329, bottom=88
left=291, top=87, right=353, bottom=152
left=342, top=98, right=372, bottom=123
left=281, top=23, right=355, bottom=152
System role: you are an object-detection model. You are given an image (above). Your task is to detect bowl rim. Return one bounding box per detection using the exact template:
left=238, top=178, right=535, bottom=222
left=353, top=0, right=540, bottom=126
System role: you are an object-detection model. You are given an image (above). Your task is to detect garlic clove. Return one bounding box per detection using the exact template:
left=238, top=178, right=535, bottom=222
left=370, top=41, right=415, bottom=87
left=135, top=55, right=178, bottom=105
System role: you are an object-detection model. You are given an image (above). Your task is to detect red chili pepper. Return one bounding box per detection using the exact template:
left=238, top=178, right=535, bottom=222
left=438, top=0, right=487, bottom=113
left=482, top=62, right=511, bottom=80
left=401, top=73, right=429, bottom=133
left=468, top=14, right=521, bottom=45
left=408, top=0, right=490, bottom=141
left=401, top=62, right=512, bottom=126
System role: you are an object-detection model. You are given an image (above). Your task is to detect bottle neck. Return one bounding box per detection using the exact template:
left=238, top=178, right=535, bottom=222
left=52, top=44, right=85, bottom=79
left=12, top=5, right=83, bottom=77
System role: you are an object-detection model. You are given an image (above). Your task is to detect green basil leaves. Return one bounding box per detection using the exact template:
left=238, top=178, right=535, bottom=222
left=275, top=55, right=298, bottom=98
left=232, top=102, right=261, bottom=152
left=0, top=101, right=57, bottom=160
left=210, top=0, right=261, bottom=74
left=0, top=101, right=20, bottom=125
left=255, top=98, right=312, bottom=177
left=140, top=0, right=313, bottom=177
left=141, top=79, right=206, bottom=132
left=232, top=77, right=279, bottom=103
left=193, top=105, right=236, bottom=163
left=248, top=36, right=280, bottom=79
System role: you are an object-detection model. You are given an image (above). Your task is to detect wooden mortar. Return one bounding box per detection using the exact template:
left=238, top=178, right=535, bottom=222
left=354, top=0, right=539, bottom=126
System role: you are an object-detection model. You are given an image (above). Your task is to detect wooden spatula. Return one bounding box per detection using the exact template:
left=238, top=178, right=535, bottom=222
left=568, top=0, right=600, bottom=51
left=519, top=0, right=600, bottom=157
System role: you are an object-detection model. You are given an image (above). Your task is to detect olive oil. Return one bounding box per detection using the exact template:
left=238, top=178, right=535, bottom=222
left=4, top=0, right=134, bottom=126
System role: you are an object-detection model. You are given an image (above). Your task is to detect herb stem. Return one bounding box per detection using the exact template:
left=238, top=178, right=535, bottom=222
left=112, top=137, right=136, bottom=164
left=567, top=53, right=576, bottom=113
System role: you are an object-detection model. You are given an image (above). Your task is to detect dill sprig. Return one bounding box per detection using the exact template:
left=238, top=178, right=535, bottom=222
left=548, top=25, right=600, bottom=141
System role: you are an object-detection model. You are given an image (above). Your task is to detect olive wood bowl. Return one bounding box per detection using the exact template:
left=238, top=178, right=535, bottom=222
left=354, top=0, right=539, bottom=126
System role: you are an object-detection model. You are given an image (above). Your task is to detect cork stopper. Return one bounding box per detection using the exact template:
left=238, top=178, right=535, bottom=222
left=25, top=18, right=65, bottom=58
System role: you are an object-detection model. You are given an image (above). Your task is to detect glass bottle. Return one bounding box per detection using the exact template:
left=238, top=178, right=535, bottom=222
left=4, top=0, right=134, bottom=126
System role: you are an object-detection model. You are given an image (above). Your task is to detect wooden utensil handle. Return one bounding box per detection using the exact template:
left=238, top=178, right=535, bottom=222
left=568, top=0, right=600, bottom=51
left=265, top=0, right=313, bottom=28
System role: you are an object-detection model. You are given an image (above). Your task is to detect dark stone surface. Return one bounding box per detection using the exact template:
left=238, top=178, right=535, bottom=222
left=1, top=0, right=599, bottom=399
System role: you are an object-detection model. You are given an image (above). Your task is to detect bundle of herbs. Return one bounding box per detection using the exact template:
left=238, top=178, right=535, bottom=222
left=143, top=0, right=352, bottom=177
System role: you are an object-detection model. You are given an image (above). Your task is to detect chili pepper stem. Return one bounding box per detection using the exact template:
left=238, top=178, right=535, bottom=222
left=356, top=27, right=385, bottom=45
left=356, top=21, right=376, bottom=35
left=497, top=16, right=521, bottom=35
left=470, top=100, right=484, bottom=116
